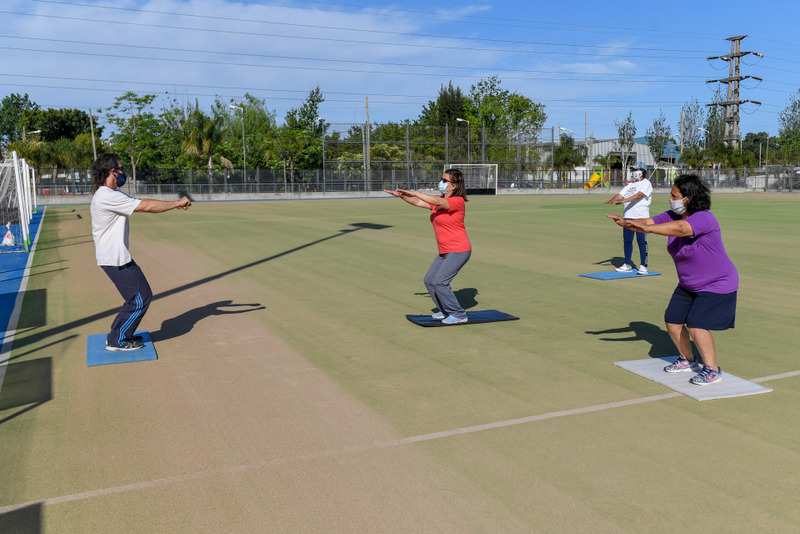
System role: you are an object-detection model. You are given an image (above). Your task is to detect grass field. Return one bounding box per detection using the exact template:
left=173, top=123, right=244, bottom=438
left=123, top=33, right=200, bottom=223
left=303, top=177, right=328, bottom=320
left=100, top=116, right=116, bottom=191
left=2, top=193, right=800, bottom=533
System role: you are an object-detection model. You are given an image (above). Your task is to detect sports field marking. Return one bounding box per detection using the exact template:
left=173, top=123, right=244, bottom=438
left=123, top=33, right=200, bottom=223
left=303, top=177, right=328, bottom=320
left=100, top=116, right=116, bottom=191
left=1, top=367, right=797, bottom=515
left=0, top=207, right=46, bottom=393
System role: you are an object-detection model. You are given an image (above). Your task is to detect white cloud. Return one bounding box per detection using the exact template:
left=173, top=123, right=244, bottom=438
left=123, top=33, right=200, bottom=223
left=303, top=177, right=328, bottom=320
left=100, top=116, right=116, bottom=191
left=1, top=0, right=504, bottom=125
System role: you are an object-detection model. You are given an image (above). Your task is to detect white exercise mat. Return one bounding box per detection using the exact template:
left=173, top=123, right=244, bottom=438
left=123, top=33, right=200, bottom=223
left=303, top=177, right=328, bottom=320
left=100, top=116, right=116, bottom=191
left=615, top=357, right=773, bottom=401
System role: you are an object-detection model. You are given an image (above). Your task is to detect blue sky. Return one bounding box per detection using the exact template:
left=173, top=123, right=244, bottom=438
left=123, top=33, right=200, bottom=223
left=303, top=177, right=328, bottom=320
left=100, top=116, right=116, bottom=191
left=3, top=0, right=799, bottom=138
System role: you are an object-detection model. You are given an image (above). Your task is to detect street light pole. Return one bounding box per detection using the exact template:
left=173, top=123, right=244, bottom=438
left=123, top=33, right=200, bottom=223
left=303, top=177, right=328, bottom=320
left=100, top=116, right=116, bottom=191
left=229, top=104, right=246, bottom=181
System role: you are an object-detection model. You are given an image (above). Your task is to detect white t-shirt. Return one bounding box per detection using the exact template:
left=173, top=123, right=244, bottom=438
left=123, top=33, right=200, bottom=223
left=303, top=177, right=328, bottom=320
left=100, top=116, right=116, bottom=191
left=619, top=178, right=653, bottom=219
left=90, top=186, right=142, bottom=266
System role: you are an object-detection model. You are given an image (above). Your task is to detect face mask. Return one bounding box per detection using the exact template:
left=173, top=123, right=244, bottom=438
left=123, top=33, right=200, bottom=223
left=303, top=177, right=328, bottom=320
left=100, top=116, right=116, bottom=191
left=670, top=198, right=687, bottom=214
left=438, top=180, right=449, bottom=194
left=115, top=171, right=127, bottom=188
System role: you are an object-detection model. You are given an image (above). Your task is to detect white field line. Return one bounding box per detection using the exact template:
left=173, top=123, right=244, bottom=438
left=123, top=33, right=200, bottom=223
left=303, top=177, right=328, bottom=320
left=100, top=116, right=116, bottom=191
left=0, top=366, right=797, bottom=515
left=0, top=207, right=46, bottom=392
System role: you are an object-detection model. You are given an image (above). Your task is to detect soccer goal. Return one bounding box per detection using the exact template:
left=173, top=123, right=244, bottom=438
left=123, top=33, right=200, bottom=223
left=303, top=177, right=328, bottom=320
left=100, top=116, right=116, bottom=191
left=444, top=163, right=498, bottom=195
left=0, top=152, right=35, bottom=252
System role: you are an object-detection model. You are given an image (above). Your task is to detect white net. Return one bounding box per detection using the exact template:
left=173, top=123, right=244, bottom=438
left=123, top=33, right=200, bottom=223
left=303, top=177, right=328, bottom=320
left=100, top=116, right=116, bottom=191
left=444, top=163, right=498, bottom=194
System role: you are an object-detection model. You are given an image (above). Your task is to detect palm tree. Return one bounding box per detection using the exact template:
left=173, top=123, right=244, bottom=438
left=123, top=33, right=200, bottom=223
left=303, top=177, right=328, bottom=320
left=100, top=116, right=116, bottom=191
left=181, top=102, right=223, bottom=183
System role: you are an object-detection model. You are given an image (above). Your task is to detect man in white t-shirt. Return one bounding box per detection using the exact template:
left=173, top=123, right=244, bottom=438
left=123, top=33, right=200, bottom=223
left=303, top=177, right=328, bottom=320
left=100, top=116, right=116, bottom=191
left=90, top=153, right=191, bottom=351
left=606, top=162, right=653, bottom=274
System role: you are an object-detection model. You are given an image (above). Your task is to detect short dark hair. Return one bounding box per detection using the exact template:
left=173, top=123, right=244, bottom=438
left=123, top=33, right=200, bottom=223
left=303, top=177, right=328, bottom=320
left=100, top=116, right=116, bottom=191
left=673, top=174, right=711, bottom=213
left=444, top=168, right=468, bottom=201
left=92, top=153, right=120, bottom=191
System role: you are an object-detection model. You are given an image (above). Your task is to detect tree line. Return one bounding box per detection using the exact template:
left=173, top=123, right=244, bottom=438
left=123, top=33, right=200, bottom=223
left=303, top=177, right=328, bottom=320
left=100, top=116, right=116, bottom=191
left=2, top=77, right=799, bottom=183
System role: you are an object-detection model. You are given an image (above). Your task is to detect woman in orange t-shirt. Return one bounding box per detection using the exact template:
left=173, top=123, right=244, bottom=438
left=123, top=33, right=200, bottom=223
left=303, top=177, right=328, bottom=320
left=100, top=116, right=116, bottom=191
left=385, top=169, right=472, bottom=324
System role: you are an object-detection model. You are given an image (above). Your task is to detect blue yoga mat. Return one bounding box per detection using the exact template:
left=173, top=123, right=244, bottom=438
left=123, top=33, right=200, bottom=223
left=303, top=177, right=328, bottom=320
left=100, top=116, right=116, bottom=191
left=579, top=271, right=661, bottom=281
left=406, top=309, right=519, bottom=327
left=86, top=331, right=158, bottom=366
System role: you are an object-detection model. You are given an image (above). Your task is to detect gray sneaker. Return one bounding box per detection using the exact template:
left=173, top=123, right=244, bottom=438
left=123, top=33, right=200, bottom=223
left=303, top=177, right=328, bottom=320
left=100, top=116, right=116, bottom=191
left=442, top=315, right=468, bottom=325
left=431, top=312, right=445, bottom=320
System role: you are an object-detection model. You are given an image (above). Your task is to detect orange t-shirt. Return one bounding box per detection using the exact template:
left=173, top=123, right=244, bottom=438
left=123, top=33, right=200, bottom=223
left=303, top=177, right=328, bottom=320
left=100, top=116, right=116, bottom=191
left=430, top=196, right=471, bottom=254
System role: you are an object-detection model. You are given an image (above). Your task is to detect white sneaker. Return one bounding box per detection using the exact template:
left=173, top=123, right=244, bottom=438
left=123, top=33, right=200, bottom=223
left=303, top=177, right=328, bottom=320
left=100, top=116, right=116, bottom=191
left=431, top=312, right=445, bottom=320
left=442, top=315, right=468, bottom=325
left=637, top=265, right=649, bottom=275
left=614, top=264, right=633, bottom=273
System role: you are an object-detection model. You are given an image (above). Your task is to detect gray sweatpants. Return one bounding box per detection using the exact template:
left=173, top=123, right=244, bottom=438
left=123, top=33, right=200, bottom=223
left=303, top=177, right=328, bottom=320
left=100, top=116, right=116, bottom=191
left=424, top=251, right=471, bottom=319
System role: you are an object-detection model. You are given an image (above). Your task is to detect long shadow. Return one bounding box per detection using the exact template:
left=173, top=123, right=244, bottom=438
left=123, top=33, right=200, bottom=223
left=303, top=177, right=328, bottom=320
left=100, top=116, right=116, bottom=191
left=4, top=335, right=79, bottom=364
left=0, top=502, right=42, bottom=533
left=593, top=257, right=626, bottom=267
left=0, top=357, right=52, bottom=428
left=10, top=223, right=391, bottom=352
left=586, top=321, right=699, bottom=359
left=0, top=268, right=68, bottom=284
left=150, top=300, right=265, bottom=342
left=0, top=259, right=66, bottom=275
left=35, top=240, right=94, bottom=252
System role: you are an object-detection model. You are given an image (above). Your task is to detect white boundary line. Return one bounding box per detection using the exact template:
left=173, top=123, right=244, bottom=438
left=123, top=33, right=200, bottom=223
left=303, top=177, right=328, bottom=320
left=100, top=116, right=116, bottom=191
left=0, top=367, right=797, bottom=515
left=0, top=207, right=46, bottom=392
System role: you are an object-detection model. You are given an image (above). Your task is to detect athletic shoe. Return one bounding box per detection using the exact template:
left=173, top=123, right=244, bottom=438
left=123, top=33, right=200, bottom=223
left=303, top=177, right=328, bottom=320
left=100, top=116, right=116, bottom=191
left=637, top=265, right=649, bottom=275
left=663, top=357, right=699, bottom=373
left=431, top=312, right=446, bottom=320
left=442, top=315, right=468, bottom=325
left=105, top=339, right=145, bottom=352
left=614, top=264, right=634, bottom=273
left=690, top=366, right=723, bottom=386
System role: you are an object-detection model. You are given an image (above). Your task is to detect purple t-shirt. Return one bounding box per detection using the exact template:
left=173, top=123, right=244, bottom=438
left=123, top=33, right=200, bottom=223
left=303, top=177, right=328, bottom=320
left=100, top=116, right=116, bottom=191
left=652, top=210, right=739, bottom=294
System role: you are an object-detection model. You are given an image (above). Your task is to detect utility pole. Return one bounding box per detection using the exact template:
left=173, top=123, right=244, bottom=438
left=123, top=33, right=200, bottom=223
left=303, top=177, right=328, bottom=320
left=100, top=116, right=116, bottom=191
left=584, top=111, right=590, bottom=167
left=706, top=35, right=763, bottom=149
left=88, top=110, right=98, bottom=161
left=679, top=110, right=684, bottom=154
left=364, top=96, right=370, bottom=193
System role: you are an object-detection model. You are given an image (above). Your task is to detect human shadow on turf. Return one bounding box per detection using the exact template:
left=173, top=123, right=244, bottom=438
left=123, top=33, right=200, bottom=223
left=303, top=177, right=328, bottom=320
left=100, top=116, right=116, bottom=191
left=414, top=288, right=479, bottom=311
left=8, top=222, right=392, bottom=353
left=150, top=300, right=265, bottom=342
left=0, top=357, right=52, bottom=428
left=593, top=257, right=626, bottom=268
left=0, top=502, right=42, bottom=534
left=585, top=321, right=700, bottom=359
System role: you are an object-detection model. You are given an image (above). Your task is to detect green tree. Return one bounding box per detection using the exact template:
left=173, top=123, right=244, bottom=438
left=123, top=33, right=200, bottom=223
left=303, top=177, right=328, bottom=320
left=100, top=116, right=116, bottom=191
left=646, top=111, right=672, bottom=163
left=285, top=86, right=328, bottom=137
left=705, top=87, right=726, bottom=149
left=106, top=92, right=160, bottom=186
left=419, top=82, right=469, bottom=129
left=0, top=93, right=39, bottom=150
left=553, top=133, right=586, bottom=171
left=181, top=102, right=223, bottom=181
left=22, top=107, right=96, bottom=142
left=679, top=99, right=704, bottom=150
left=615, top=112, right=637, bottom=170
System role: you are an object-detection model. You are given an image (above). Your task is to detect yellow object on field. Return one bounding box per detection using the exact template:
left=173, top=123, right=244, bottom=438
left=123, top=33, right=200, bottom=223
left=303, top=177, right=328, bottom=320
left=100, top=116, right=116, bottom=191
left=584, top=171, right=606, bottom=189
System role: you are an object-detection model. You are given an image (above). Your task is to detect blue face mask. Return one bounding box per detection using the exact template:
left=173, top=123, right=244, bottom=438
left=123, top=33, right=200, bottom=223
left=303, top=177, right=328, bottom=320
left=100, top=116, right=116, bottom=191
left=115, top=172, right=127, bottom=188
left=438, top=180, right=448, bottom=194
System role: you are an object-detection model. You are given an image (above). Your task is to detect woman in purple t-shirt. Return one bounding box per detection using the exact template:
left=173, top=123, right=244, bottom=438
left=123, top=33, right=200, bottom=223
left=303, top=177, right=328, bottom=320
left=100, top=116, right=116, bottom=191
left=608, top=175, right=738, bottom=386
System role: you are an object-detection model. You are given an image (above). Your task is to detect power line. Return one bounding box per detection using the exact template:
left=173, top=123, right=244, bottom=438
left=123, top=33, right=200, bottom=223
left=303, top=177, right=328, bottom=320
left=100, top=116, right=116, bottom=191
left=0, top=10, right=709, bottom=61
left=25, top=1, right=718, bottom=55
left=0, top=34, right=709, bottom=80
left=0, top=45, right=719, bottom=84
left=30, top=0, right=730, bottom=44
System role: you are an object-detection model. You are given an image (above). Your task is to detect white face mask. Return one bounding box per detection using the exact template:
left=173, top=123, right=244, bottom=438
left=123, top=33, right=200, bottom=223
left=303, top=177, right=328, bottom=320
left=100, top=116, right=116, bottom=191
left=670, top=198, right=687, bottom=214
left=438, top=180, right=449, bottom=194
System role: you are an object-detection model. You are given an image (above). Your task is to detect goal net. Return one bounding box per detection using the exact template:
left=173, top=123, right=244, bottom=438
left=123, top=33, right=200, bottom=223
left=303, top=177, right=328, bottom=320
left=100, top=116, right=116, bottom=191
left=0, top=152, right=35, bottom=252
left=444, top=163, right=498, bottom=195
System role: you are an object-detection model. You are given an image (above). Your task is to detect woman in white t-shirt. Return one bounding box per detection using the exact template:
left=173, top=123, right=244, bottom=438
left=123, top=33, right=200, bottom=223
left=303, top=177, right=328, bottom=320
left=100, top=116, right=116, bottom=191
left=606, top=163, right=653, bottom=274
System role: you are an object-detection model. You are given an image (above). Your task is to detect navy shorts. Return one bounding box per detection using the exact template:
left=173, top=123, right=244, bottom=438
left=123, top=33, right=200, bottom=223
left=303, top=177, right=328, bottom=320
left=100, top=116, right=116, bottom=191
left=664, top=286, right=737, bottom=331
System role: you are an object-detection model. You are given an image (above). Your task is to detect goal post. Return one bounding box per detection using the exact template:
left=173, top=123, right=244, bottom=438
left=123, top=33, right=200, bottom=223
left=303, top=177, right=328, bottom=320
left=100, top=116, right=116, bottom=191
left=444, top=163, right=498, bottom=195
left=0, top=152, right=33, bottom=252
